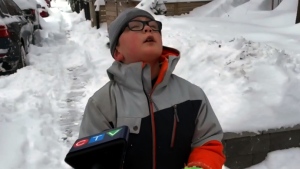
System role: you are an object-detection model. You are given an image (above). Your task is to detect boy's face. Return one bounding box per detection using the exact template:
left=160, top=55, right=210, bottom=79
left=114, top=17, right=163, bottom=64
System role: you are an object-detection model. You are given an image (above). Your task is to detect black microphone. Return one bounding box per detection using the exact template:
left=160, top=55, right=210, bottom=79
left=65, top=126, right=129, bottom=169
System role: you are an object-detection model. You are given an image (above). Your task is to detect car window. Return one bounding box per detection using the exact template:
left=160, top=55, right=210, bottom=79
left=0, top=0, right=9, bottom=16
left=4, top=0, right=23, bottom=16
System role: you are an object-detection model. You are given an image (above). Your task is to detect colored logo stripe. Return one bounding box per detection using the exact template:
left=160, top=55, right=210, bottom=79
left=107, top=128, right=121, bottom=137
left=74, top=139, right=89, bottom=148
left=89, top=134, right=105, bottom=144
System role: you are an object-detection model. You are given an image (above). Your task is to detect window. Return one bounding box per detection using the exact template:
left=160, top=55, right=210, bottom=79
left=4, top=0, right=23, bottom=16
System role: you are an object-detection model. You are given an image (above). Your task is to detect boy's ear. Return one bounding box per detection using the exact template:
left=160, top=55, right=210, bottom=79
left=113, top=49, right=124, bottom=62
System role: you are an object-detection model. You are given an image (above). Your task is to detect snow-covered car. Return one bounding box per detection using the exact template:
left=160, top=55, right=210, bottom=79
left=12, top=0, right=41, bottom=30
left=0, top=0, right=33, bottom=74
left=45, top=0, right=51, bottom=7
left=37, top=5, right=49, bottom=18
left=36, top=0, right=50, bottom=18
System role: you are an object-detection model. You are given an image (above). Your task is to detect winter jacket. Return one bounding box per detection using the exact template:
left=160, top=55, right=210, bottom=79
left=79, top=46, right=225, bottom=169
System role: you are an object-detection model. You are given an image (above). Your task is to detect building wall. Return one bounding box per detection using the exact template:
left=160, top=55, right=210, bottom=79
left=100, top=0, right=211, bottom=26
left=162, top=1, right=209, bottom=16
left=104, top=0, right=136, bottom=26
left=96, top=0, right=282, bottom=27
left=100, top=5, right=106, bottom=22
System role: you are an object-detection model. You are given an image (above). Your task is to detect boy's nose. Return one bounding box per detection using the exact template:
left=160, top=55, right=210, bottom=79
left=143, top=25, right=152, bottom=33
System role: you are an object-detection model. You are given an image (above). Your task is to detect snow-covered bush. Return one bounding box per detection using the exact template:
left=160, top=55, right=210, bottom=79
left=136, top=0, right=167, bottom=15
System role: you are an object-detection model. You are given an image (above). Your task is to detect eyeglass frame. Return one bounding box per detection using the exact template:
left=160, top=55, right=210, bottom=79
left=124, top=20, right=162, bottom=32
left=114, top=19, right=162, bottom=46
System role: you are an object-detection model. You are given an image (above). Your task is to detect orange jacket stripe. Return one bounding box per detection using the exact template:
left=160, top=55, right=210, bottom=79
left=188, top=140, right=225, bottom=169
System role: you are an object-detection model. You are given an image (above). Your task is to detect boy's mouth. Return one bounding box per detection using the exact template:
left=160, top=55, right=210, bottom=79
left=144, top=35, right=155, bottom=43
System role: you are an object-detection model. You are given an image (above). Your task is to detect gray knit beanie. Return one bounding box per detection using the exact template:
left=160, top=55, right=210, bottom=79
left=108, top=8, right=155, bottom=57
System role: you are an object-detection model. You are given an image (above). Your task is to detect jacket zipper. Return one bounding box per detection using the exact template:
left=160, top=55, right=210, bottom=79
left=171, top=104, right=179, bottom=148
left=142, top=72, right=157, bottom=169
left=148, top=93, right=156, bottom=169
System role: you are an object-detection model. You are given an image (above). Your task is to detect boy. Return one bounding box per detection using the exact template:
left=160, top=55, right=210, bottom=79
left=79, top=8, right=225, bottom=169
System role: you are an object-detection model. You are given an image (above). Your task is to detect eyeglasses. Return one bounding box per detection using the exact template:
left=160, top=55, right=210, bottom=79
left=126, top=20, right=162, bottom=31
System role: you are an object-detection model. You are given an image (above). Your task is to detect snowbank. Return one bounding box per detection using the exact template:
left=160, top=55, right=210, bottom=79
left=0, top=16, right=21, bottom=25
left=36, top=0, right=49, bottom=7
left=222, top=0, right=298, bottom=26
left=189, top=0, right=297, bottom=18
left=189, top=0, right=249, bottom=17
left=223, top=0, right=273, bottom=18
left=0, top=17, right=4, bottom=25
left=247, top=148, right=300, bottom=169
left=187, top=0, right=298, bottom=27
left=0, top=66, right=71, bottom=169
left=168, top=37, right=300, bottom=133
left=274, top=0, right=298, bottom=11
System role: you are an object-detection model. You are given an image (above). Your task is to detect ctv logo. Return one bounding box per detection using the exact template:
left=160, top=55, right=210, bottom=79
left=73, top=128, right=122, bottom=148
left=73, top=134, right=105, bottom=148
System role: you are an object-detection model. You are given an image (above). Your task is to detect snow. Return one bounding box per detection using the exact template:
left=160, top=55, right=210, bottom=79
left=0, top=16, right=21, bottom=25
left=157, top=0, right=300, bottom=133
left=0, top=49, right=8, bottom=53
left=1, top=0, right=300, bottom=168
left=136, top=0, right=167, bottom=15
left=223, top=148, right=300, bottom=169
left=133, top=0, right=211, bottom=2
left=0, top=18, right=4, bottom=25
left=188, top=0, right=249, bottom=17
left=36, top=0, right=49, bottom=7
left=247, top=148, right=300, bottom=169
left=274, top=0, right=294, bottom=11
left=12, top=0, right=37, bottom=9
left=94, top=0, right=105, bottom=6
left=94, top=0, right=105, bottom=11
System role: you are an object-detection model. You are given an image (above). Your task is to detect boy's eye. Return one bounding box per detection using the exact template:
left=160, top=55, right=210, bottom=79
left=150, top=25, right=158, bottom=29
left=149, top=21, right=159, bottom=29
left=128, top=21, right=142, bottom=29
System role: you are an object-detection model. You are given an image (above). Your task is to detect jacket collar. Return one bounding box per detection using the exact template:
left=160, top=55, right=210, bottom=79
left=107, top=46, right=180, bottom=93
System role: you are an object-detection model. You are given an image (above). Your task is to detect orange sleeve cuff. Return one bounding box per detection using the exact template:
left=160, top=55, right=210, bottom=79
left=187, top=140, right=226, bottom=169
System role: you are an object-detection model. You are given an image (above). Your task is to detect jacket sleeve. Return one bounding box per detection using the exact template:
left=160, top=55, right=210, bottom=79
left=78, top=83, right=117, bottom=139
left=78, top=98, right=112, bottom=138
left=187, top=89, right=226, bottom=169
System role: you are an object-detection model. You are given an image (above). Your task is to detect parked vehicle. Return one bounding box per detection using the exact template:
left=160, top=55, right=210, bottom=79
left=45, top=0, right=51, bottom=7
left=37, top=5, right=49, bottom=18
left=0, top=0, right=33, bottom=74
left=12, top=0, right=41, bottom=30
left=36, top=0, right=50, bottom=18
